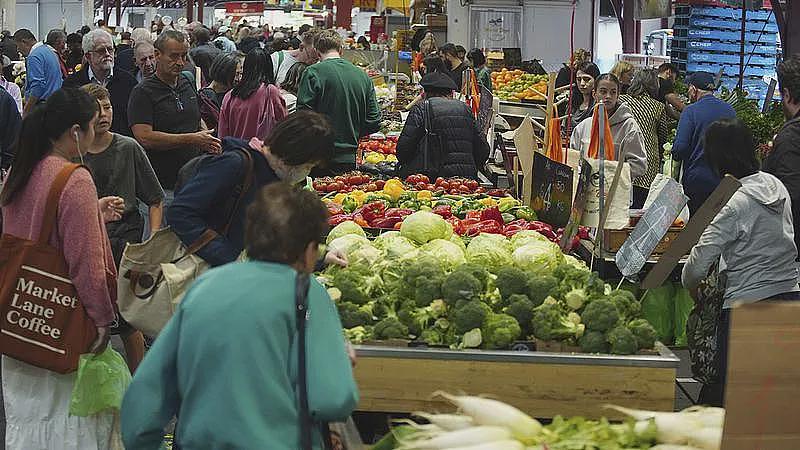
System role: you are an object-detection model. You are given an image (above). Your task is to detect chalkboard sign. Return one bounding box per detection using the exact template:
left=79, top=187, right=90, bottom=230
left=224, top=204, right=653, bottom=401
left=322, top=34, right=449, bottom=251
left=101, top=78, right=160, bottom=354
left=615, top=178, right=687, bottom=278
left=559, top=158, right=592, bottom=251
left=531, top=152, right=573, bottom=228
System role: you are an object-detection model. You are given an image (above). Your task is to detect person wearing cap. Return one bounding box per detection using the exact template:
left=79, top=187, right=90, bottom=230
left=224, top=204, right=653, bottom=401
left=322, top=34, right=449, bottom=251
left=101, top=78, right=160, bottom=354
left=396, top=72, right=490, bottom=180
left=672, top=71, right=736, bottom=214
left=214, top=26, right=237, bottom=53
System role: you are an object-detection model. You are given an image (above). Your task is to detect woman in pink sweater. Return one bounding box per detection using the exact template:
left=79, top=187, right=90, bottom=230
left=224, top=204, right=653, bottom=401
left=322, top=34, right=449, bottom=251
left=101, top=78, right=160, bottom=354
left=218, top=47, right=287, bottom=141
left=1, top=88, right=123, bottom=448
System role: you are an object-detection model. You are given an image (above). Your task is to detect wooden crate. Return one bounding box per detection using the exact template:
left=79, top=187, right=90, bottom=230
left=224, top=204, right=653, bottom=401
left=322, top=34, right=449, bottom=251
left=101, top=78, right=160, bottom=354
left=602, top=227, right=684, bottom=254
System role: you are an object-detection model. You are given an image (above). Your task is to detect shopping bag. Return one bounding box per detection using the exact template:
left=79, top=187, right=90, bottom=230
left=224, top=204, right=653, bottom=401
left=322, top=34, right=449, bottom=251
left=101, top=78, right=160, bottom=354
left=0, top=164, right=98, bottom=373
left=687, top=262, right=727, bottom=384
left=646, top=173, right=690, bottom=227
left=69, top=346, right=132, bottom=416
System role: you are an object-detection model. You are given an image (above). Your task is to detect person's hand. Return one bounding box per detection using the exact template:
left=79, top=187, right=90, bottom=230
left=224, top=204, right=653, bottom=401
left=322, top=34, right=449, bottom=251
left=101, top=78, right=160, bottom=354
left=89, top=326, right=110, bottom=354
left=345, top=341, right=357, bottom=368
left=193, top=129, right=222, bottom=154
left=324, top=249, right=348, bottom=268
left=99, top=196, right=124, bottom=223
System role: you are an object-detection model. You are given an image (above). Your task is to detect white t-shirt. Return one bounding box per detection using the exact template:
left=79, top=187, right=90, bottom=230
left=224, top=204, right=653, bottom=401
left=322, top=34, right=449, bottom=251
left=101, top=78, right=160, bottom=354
left=270, top=50, right=298, bottom=87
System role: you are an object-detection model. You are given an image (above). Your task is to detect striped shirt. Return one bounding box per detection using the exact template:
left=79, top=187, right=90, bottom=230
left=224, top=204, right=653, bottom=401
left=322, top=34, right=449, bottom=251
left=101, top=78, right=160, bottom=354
left=620, top=94, right=670, bottom=188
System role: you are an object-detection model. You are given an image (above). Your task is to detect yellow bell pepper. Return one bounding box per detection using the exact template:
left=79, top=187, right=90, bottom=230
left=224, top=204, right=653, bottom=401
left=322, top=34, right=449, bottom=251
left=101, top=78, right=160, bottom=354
left=365, top=152, right=385, bottom=164
left=385, top=154, right=398, bottom=162
left=498, top=196, right=520, bottom=212
left=383, top=179, right=405, bottom=201
left=350, top=189, right=367, bottom=206
left=479, top=197, right=498, bottom=207
left=333, top=193, right=347, bottom=204
left=416, top=190, right=433, bottom=201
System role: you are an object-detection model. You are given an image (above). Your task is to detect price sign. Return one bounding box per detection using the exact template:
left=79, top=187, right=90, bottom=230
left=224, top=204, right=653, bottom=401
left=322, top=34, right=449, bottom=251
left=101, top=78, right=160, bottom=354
left=615, top=178, right=687, bottom=278
left=531, top=152, right=573, bottom=228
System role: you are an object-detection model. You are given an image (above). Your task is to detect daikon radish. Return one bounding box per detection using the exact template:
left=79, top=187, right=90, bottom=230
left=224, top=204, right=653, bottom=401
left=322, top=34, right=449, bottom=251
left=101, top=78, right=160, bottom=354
left=412, top=412, right=475, bottom=431
left=680, top=406, right=725, bottom=429
left=396, top=426, right=512, bottom=450
left=650, top=446, right=704, bottom=450
left=441, top=440, right=525, bottom=450
left=687, top=426, right=723, bottom=450
left=432, top=391, right=542, bottom=440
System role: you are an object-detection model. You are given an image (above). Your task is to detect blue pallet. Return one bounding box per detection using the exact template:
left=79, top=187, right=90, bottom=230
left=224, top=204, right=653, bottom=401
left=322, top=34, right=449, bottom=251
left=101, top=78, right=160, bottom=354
left=672, top=38, right=777, bottom=55
left=686, top=52, right=775, bottom=66
left=683, top=62, right=776, bottom=77
left=675, top=5, right=774, bottom=21
left=687, top=17, right=778, bottom=33
left=677, top=28, right=780, bottom=43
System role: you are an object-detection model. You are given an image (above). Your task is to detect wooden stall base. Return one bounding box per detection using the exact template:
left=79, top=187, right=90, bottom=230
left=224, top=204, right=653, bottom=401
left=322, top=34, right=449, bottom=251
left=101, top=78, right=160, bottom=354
left=354, top=352, right=676, bottom=420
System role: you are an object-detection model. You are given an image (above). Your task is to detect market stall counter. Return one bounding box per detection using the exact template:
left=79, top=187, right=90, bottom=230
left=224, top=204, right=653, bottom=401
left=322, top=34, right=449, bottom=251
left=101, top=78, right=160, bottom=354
left=353, top=343, right=679, bottom=420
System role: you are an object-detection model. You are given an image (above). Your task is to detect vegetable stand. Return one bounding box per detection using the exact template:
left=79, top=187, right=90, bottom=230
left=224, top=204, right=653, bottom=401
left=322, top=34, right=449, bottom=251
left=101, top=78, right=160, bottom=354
left=353, top=343, right=679, bottom=420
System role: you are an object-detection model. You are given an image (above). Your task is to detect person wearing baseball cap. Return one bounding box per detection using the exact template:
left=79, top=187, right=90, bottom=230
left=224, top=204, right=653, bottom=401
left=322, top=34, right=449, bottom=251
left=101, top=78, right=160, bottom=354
left=213, top=25, right=237, bottom=53
left=672, top=71, right=736, bottom=214
left=396, top=72, right=490, bottom=179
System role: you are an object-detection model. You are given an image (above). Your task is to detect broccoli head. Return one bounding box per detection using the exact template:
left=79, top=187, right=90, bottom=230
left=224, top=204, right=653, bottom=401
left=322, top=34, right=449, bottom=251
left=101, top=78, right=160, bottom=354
left=627, top=318, right=657, bottom=350
left=373, top=317, right=409, bottom=340
left=579, top=330, right=609, bottom=353
left=419, top=328, right=445, bottom=345
left=396, top=301, right=423, bottom=337
left=495, top=266, right=529, bottom=299
left=531, top=303, right=584, bottom=341
left=337, top=302, right=373, bottom=328
left=452, top=263, right=491, bottom=291
left=481, top=313, right=522, bottom=349
left=451, top=299, right=489, bottom=334
left=582, top=298, right=621, bottom=332
left=606, top=326, right=638, bottom=355
left=402, top=256, right=445, bottom=288
left=414, top=275, right=444, bottom=307
left=442, top=271, right=483, bottom=306
left=607, top=289, right=641, bottom=320
left=343, top=326, right=372, bottom=344
left=527, top=275, right=559, bottom=306
left=564, top=288, right=588, bottom=311
left=504, top=294, right=536, bottom=336
left=552, top=263, right=605, bottom=301
left=333, top=268, right=382, bottom=305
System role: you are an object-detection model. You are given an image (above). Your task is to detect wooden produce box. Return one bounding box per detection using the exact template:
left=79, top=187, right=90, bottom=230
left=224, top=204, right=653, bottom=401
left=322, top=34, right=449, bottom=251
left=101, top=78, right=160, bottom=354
left=353, top=344, right=679, bottom=420
left=602, top=227, right=684, bottom=254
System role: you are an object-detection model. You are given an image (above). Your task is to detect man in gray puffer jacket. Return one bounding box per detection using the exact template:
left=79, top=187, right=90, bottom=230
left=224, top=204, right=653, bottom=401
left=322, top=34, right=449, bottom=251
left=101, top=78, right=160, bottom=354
left=569, top=73, right=647, bottom=180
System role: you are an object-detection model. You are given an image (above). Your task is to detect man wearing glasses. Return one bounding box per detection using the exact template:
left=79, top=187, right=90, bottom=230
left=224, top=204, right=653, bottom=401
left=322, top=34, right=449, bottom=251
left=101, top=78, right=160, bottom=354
left=127, top=30, right=220, bottom=213
left=63, top=29, right=138, bottom=137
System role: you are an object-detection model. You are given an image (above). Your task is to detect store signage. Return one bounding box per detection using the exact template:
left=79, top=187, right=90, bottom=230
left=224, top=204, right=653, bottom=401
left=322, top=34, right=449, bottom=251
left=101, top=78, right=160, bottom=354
left=531, top=152, right=573, bottom=229
left=225, top=2, right=265, bottom=14
left=615, top=179, right=687, bottom=279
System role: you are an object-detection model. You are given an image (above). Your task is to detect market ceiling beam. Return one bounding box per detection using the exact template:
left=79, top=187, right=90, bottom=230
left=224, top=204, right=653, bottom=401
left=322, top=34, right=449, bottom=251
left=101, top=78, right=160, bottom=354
left=774, top=0, right=800, bottom=57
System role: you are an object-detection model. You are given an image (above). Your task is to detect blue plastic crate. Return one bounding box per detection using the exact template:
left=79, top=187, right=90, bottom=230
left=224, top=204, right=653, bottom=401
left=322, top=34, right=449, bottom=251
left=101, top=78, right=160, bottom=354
left=686, top=62, right=776, bottom=77
left=673, top=38, right=777, bottom=55
left=679, top=28, right=780, bottom=43
left=687, top=52, right=776, bottom=66
left=688, top=17, right=778, bottom=33
left=675, top=4, right=774, bottom=21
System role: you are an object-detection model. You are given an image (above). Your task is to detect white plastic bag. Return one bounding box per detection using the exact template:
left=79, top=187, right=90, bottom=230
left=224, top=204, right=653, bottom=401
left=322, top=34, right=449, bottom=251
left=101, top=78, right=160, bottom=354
left=645, top=173, right=690, bottom=226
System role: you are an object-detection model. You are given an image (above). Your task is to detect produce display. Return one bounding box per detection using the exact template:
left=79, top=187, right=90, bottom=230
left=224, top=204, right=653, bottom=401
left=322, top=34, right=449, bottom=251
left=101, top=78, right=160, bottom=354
left=359, top=134, right=399, bottom=165
left=372, top=392, right=725, bottom=450
left=314, top=173, right=508, bottom=196
left=491, top=69, right=550, bottom=102
left=320, top=212, right=656, bottom=353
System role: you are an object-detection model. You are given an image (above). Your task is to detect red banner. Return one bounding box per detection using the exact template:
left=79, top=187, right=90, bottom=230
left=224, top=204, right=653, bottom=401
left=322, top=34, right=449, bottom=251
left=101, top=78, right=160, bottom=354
left=225, top=2, right=265, bottom=14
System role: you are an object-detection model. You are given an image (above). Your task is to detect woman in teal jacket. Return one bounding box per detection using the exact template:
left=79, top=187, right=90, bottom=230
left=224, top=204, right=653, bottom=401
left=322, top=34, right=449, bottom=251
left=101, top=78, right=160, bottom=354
left=120, top=183, right=358, bottom=449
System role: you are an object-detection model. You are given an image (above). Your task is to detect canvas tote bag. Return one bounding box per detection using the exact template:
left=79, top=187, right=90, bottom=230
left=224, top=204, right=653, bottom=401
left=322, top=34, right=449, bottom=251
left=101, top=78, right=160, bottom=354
left=0, top=164, right=97, bottom=373
left=580, top=105, right=632, bottom=230
left=117, top=149, right=254, bottom=337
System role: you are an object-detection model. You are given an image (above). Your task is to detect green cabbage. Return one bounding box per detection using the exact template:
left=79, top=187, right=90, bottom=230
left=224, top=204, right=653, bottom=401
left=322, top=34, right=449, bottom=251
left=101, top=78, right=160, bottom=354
left=421, top=239, right=466, bottom=268
left=510, top=230, right=549, bottom=250
left=326, top=220, right=366, bottom=244
left=400, top=211, right=453, bottom=245
left=348, top=244, right=383, bottom=269
left=465, top=233, right=513, bottom=272
left=512, top=241, right=565, bottom=274
left=377, top=234, right=419, bottom=260
left=326, top=234, right=370, bottom=257
left=373, top=231, right=401, bottom=248
left=449, top=233, right=467, bottom=251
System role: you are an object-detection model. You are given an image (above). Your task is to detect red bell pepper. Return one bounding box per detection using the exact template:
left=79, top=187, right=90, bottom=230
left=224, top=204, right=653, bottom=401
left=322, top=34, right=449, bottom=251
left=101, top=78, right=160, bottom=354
left=479, top=206, right=504, bottom=225
left=538, top=227, right=558, bottom=241
left=326, top=202, right=344, bottom=216
left=393, top=221, right=403, bottom=230
left=466, top=220, right=504, bottom=236
left=503, top=223, right=528, bottom=237
left=578, top=226, right=591, bottom=240
left=460, top=217, right=481, bottom=229
left=352, top=213, right=369, bottom=228
left=371, top=216, right=404, bottom=229
left=328, top=214, right=352, bottom=226
left=361, top=202, right=386, bottom=224
left=465, top=210, right=482, bottom=220
left=529, top=221, right=553, bottom=231
left=445, top=216, right=465, bottom=235
left=385, top=208, right=414, bottom=218
left=505, top=218, right=529, bottom=228
left=433, top=204, right=453, bottom=218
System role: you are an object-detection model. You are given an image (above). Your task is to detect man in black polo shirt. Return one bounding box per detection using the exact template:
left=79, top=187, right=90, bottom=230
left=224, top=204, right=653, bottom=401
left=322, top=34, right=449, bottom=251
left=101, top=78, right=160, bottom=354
left=63, top=29, right=138, bottom=137
left=128, top=30, right=220, bottom=206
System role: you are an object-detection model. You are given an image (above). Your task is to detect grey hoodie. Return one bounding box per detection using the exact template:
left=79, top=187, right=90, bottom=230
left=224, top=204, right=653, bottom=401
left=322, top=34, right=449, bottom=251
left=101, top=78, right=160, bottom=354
left=570, top=102, right=648, bottom=180
left=683, top=171, right=799, bottom=307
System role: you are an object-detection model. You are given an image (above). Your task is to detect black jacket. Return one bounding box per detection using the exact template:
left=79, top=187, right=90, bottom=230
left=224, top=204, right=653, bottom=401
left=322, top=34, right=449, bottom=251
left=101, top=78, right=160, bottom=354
left=63, top=67, right=138, bottom=137
left=763, top=112, right=800, bottom=258
left=396, top=97, right=490, bottom=179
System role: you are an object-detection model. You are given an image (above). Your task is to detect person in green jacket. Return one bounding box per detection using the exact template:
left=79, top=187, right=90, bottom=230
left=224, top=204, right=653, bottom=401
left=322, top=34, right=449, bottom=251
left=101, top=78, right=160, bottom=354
left=120, top=183, right=358, bottom=449
left=297, top=29, right=381, bottom=174
left=467, top=48, right=492, bottom=93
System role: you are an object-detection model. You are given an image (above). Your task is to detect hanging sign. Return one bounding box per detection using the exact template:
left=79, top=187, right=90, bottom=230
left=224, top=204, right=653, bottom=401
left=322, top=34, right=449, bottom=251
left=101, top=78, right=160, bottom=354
left=225, top=2, right=265, bottom=14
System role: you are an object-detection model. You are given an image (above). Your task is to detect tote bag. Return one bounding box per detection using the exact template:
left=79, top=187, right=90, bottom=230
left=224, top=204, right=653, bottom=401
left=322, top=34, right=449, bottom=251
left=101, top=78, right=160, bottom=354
left=117, top=150, right=254, bottom=336
left=0, top=164, right=98, bottom=373
left=579, top=105, right=632, bottom=230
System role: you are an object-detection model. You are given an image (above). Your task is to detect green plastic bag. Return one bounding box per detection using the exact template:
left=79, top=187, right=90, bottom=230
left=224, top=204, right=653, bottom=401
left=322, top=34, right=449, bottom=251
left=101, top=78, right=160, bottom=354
left=69, top=347, right=132, bottom=417
left=641, top=284, right=676, bottom=345
left=673, top=287, right=694, bottom=347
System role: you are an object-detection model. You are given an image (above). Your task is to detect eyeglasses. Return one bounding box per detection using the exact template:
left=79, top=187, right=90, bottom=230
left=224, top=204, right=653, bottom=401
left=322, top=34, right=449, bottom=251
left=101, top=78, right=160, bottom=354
left=91, top=46, right=114, bottom=55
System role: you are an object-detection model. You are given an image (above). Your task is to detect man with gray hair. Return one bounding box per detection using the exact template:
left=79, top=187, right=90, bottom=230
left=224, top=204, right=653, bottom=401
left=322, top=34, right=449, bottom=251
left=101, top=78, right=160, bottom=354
left=63, top=28, right=138, bottom=136
left=270, top=27, right=320, bottom=87
left=133, top=40, right=157, bottom=82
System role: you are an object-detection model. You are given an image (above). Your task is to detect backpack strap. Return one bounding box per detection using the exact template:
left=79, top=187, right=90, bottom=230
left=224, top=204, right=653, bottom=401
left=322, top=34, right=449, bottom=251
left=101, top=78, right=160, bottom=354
left=295, top=272, right=312, bottom=450
left=220, top=148, right=254, bottom=235
left=38, top=164, right=83, bottom=245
